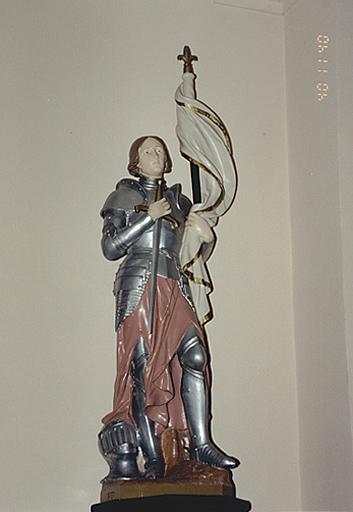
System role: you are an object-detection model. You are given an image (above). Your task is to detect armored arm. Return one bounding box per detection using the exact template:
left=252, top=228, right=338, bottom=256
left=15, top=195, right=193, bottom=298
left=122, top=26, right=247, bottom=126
left=101, top=210, right=154, bottom=261
left=100, top=179, right=154, bottom=261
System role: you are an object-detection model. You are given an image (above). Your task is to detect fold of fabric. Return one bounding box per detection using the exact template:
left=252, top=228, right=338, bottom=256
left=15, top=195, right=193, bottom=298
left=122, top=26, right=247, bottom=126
left=102, top=276, right=204, bottom=436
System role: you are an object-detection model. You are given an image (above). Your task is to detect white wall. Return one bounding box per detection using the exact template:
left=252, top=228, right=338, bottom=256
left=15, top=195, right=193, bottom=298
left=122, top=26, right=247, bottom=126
left=1, top=1, right=300, bottom=511
left=285, top=0, right=353, bottom=510
left=337, top=0, right=353, bottom=454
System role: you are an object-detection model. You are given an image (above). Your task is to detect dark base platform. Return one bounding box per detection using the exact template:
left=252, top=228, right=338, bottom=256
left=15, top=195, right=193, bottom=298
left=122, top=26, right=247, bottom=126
left=91, top=495, right=251, bottom=512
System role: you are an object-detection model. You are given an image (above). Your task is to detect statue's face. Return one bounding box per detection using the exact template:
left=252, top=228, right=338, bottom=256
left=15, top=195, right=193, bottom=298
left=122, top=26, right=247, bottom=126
left=138, top=137, right=166, bottom=178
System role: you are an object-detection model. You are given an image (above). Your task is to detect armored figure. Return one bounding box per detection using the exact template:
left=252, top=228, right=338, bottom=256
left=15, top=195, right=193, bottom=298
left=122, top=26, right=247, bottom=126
left=98, top=136, right=238, bottom=480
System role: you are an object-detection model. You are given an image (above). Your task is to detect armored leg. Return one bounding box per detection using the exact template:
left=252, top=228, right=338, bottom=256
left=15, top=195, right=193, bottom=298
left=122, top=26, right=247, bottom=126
left=98, top=420, right=140, bottom=480
left=178, top=326, right=240, bottom=470
left=131, top=337, right=165, bottom=478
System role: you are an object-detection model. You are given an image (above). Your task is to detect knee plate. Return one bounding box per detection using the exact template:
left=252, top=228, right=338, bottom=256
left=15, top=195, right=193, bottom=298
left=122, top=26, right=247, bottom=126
left=178, top=330, right=207, bottom=373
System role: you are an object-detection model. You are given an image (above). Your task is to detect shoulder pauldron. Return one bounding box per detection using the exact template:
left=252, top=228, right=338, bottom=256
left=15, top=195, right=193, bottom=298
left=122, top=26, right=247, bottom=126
left=100, top=178, right=147, bottom=217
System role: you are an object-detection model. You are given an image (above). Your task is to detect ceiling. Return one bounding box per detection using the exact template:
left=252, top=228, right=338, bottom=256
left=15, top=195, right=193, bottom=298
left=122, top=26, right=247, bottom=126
left=213, top=0, right=299, bottom=15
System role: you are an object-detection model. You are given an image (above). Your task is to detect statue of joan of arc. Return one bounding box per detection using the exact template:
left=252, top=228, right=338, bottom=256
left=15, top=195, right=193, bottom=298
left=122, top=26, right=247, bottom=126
left=98, top=47, right=238, bottom=481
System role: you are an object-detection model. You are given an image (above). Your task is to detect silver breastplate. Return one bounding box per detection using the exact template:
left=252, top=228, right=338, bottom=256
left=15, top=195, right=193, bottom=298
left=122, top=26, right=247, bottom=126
left=126, top=213, right=183, bottom=274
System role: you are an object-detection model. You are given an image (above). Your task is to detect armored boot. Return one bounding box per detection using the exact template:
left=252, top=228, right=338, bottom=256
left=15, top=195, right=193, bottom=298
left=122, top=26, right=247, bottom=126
left=178, top=328, right=240, bottom=470
left=98, top=420, right=140, bottom=480
left=132, top=337, right=165, bottom=479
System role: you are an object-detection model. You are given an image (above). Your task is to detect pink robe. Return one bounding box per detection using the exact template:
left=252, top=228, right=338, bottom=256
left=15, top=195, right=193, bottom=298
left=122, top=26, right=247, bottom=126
left=102, top=276, right=204, bottom=436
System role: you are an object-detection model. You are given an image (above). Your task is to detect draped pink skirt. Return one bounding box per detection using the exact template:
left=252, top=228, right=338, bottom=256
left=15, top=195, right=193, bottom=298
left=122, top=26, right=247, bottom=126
left=102, top=276, right=204, bottom=436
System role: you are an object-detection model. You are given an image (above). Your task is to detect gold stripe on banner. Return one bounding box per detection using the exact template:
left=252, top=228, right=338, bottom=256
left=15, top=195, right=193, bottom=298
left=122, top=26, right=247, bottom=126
left=200, top=310, right=212, bottom=326
left=182, top=245, right=212, bottom=289
left=176, top=100, right=233, bottom=154
left=184, top=268, right=211, bottom=289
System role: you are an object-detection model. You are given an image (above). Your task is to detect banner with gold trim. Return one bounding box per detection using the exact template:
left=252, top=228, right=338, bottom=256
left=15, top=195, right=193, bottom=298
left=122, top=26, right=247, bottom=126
left=176, top=71, right=237, bottom=324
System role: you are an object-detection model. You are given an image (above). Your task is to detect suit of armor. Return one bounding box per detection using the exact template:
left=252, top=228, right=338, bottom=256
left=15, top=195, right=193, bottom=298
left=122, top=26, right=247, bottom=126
left=98, top=174, right=238, bottom=479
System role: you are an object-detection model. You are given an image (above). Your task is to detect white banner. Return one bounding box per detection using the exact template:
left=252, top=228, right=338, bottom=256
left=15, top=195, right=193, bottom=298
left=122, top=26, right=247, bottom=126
left=176, top=72, right=237, bottom=324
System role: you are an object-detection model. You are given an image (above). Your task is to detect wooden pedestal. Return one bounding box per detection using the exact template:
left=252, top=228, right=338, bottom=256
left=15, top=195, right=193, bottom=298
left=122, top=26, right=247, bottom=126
left=100, top=460, right=234, bottom=501
left=92, top=429, right=251, bottom=511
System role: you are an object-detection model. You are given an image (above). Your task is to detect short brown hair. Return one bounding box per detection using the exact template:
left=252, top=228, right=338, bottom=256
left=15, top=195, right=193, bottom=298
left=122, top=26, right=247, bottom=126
left=127, top=136, right=173, bottom=177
